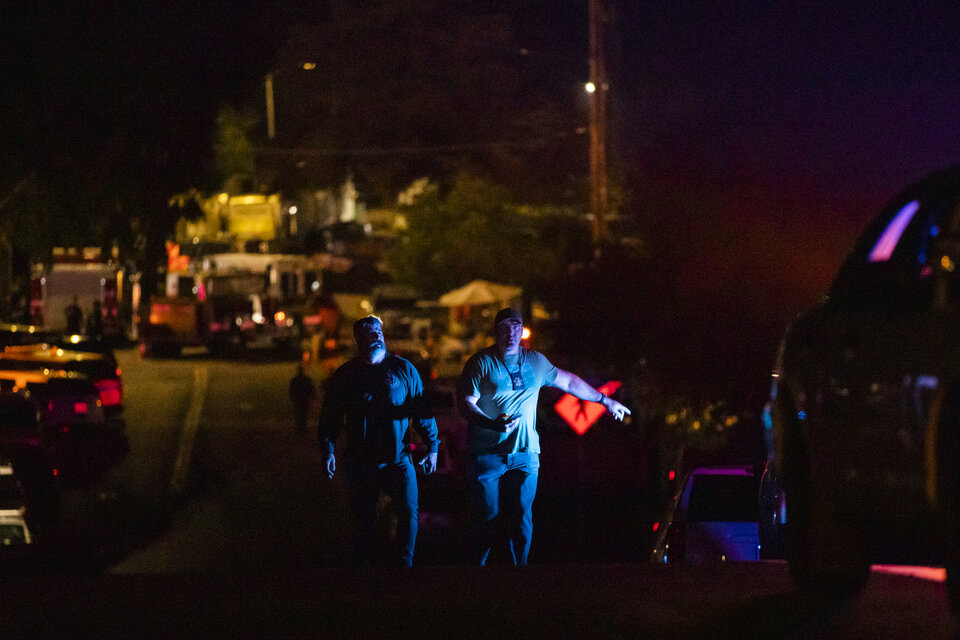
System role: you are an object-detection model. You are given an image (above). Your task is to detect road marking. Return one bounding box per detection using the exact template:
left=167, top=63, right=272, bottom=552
left=169, top=364, right=208, bottom=495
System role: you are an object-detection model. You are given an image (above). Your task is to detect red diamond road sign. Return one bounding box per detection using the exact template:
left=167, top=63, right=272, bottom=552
left=554, top=380, right=622, bottom=435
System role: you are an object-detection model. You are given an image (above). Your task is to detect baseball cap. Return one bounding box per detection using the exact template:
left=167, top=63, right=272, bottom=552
left=494, top=307, right=522, bottom=328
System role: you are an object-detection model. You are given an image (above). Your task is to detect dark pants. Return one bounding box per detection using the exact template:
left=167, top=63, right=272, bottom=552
left=344, top=457, right=419, bottom=567
left=469, top=452, right=540, bottom=565
left=292, top=404, right=309, bottom=435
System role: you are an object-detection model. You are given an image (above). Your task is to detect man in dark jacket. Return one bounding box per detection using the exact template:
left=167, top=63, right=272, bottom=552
left=318, top=315, right=439, bottom=567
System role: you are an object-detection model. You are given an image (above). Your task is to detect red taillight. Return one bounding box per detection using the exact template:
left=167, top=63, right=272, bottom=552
left=94, top=379, right=122, bottom=407
left=652, top=521, right=660, bottom=532
left=74, top=402, right=88, bottom=414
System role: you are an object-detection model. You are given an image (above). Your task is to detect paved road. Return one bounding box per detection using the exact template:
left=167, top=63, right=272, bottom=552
left=1, top=348, right=955, bottom=638
left=1, top=563, right=955, bottom=638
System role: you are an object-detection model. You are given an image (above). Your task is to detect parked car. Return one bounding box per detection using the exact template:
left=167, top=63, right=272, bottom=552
left=769, top=165, right=960, bottom=611
left=0, top=462, right=32, bottom=545
left=0, top=461, right=28, bottom=515
left=0, top=513, right=32, bottom=545
left=0, top=323, right=60, bottom=349
left=651, top=464, right=766, bottom=564
left=0, top=369, right=106, bottom=436
left=0, top=343, right=123, bottom=427
left=0, top=393, right=43, bottom=450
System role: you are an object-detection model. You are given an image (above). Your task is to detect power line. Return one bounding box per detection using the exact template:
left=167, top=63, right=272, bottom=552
left=252, top=131, right=587, bottom=157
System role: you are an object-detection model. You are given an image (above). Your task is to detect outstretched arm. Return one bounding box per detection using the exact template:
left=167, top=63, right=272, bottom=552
left=552, top=370, right=631, bottom=421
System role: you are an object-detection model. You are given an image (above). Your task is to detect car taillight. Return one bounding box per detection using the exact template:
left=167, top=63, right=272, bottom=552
left=74, top=402, right=87, bottom=415
left=94, top=379, right=122, bottom=407
left=663, top=522, right=686, bottom=563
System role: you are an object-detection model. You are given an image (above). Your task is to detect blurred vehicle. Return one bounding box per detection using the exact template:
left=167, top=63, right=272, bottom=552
left=30, top=246, right=123, bottom=339
left=0, top=512, right=32, bottom=545
left=141, top=252, right=317, bottom=356
left=0, top=461, right=28, bottom=516
left=0, top=323, right=61, bottom=349
left=0, top=460, right=35, bottom=548
left=0, top=369, right=106, bottom=436
left=651, top=465, right=764, bottom=564
left=0, top=393, right=44, bottom=450
left=371, top=284, right=421, bottom=340
left=302, top=291, right=341, bottom=343
left=0, top=344, right=123, bottom=427
left=769, top=165, right=960, bottom=611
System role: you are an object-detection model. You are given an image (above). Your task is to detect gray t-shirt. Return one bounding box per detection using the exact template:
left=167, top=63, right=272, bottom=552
left=458, top=347, right=559, bottom=455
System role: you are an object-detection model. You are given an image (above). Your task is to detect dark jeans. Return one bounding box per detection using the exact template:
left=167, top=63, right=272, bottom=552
left=469, top=452, right=540, bottom=565
left=292, top=405, right=309, bottom=435
left=344, top=457, right=419, bottom=567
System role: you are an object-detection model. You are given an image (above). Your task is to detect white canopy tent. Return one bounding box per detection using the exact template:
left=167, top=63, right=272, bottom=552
left=437, top=280, right=522, bottom=308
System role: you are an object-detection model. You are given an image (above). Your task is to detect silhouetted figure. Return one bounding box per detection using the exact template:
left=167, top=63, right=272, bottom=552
left=318, top=315, right=440, bottom=567
left=64, top=296, right=82, bottom=334
left=288, top=365, right=315, bottom=436
left=86, top=299, right=103, bottom=337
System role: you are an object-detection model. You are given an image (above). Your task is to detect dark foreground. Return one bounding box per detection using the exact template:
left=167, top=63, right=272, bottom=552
left=0, top=562, right=953, bottom=639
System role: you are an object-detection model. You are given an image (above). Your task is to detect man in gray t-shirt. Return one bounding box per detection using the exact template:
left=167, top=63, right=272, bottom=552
left=459, top=307, right=630, bottom=565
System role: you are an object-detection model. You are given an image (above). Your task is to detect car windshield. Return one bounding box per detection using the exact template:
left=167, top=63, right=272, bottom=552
left=829, top=175, right=960, bottom=315
left=686, top=475, right=760, bottom=522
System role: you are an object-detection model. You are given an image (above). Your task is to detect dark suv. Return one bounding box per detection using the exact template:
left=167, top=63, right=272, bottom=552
left=770, top=166, right=960, bottom=611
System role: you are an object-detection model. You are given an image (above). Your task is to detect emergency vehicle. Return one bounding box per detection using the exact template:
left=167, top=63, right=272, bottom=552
left=30, top=247, right=123, bottom=338
left=140, top=251, right=319, bottom=356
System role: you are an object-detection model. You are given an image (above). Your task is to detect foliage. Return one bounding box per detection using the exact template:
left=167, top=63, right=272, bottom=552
left=661, top=398, right=742, bottom=455
left=387, top=173, right=583, bottom=299
left=214, top=107, right=258, bottom=190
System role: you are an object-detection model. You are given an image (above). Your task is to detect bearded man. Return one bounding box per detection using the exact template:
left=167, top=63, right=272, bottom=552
left=318, top=315, right=439, bottom=567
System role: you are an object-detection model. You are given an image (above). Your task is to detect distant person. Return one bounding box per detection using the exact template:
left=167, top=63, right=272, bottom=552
left=288, top=364, right=316, bottom=436
left=318, top=315, right=440, bottom=567
left=458, top=307, right=630, bottom=565
left=64, top=296, right=82, bottom=334
left=85, top=299, right=103, bottom=337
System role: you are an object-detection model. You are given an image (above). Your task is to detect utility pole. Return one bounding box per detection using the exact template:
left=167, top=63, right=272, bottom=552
left=589, top=0, right=608, bottom=245
left=265, top=73, right=276, bottom=140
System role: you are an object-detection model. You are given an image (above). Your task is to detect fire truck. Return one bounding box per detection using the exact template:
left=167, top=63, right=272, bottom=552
left=140, top=251, right=319, bottom=357
left=30, top=247, right=123, bottom=338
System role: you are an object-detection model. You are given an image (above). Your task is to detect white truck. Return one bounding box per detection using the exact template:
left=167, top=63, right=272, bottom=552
left=30, top=248, right=122, bottom=337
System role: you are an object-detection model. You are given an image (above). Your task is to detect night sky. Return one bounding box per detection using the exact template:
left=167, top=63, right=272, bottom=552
left=6, top=2, right=959, bottom=228
left=4, top=1, right=960, bottom=405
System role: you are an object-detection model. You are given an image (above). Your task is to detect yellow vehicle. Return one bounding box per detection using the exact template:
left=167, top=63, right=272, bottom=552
left=0, top=344, right=122, bottom=426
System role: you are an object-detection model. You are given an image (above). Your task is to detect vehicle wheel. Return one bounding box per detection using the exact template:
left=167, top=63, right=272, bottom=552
left=945, top=503, right=960, bottom=615
left=779, top=394, right=869, bottom=595
left=785, top=475, right=869, bottom=595
left=937, top=387, right=960, bottom=615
